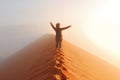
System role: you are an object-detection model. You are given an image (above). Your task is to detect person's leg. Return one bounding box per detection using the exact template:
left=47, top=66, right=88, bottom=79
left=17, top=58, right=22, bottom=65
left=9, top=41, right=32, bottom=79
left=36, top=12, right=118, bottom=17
left=56, top=40, right=59, bottom=48
left=56, top=37, right=59, bottom=48
left=59, top=40, right=62, bottom=48
left=58, top=41, right=60, bottom=48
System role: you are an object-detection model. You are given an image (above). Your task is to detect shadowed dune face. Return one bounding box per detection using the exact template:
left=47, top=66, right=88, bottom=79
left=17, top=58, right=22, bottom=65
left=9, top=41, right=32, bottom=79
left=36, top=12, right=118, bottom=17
left=0, top=34, right=120, bottom=80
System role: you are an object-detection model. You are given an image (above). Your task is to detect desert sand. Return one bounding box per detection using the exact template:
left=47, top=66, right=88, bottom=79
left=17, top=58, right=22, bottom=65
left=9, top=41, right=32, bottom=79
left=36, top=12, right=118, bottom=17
left=0, top=34, right=120, bottom=80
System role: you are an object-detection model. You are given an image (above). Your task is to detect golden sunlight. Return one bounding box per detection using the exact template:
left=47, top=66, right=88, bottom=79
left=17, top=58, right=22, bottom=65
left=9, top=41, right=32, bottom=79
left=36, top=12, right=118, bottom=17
left=84, top=0, right=120, bottom=65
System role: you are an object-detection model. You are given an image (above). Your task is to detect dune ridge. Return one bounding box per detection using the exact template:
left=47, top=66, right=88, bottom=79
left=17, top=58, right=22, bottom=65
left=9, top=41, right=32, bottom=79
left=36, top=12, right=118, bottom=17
left=0, top=34, right=120, bottom=80
left=27, top=49, right=68, bottom=80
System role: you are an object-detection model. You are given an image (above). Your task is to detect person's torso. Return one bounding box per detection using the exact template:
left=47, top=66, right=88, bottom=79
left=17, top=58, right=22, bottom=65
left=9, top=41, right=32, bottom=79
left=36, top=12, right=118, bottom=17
left=55, top=28, right=62, bottom=37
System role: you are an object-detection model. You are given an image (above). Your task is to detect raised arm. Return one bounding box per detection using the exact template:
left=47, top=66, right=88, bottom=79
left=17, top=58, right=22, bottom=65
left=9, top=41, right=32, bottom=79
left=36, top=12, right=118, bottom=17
left=50, top=22, right=56, bottom=30
left=61, top=25, right=71, bottom=30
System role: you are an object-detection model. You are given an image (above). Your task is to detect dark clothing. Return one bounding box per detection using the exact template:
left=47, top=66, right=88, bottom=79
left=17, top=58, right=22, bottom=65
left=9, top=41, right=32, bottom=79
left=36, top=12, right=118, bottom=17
left=55, top=28, right=63, bottom=48
left=56, top=38, right=62, bottom=48
left=55, top=28, right=62, bottom=41
left=50, top=22, right=71, bottom=48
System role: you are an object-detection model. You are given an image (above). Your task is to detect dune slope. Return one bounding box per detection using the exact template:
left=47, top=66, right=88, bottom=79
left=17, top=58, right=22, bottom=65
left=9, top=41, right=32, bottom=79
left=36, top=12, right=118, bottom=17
left=0, top=34, right=120, bottom=80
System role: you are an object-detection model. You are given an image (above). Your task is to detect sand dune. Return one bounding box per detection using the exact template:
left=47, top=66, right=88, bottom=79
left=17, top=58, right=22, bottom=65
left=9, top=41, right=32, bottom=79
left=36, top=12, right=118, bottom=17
left=0, top=34, right=120, bottom=80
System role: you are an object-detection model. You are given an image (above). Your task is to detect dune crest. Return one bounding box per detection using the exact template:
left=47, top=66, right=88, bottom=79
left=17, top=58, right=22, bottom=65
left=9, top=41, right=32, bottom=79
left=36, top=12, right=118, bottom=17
left=27, top=49, right=68, bottom=80
left=0, top=34, right=120, bottom=80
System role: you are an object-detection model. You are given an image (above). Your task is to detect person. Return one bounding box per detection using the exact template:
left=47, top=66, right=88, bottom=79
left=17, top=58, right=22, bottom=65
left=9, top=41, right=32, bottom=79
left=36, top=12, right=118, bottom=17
left=50, top=22, right=71, bottom=49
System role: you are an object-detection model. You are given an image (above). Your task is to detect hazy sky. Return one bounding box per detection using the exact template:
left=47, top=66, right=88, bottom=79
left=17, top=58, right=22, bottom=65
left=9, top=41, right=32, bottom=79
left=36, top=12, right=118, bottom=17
left=0, top=0, right=120, bottom=68
left=0, top=0, right=98, bottom=58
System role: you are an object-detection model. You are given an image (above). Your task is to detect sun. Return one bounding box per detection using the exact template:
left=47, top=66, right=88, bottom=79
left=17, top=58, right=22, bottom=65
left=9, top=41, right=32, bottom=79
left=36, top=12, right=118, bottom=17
left=83, top=0, right=120, bottom=67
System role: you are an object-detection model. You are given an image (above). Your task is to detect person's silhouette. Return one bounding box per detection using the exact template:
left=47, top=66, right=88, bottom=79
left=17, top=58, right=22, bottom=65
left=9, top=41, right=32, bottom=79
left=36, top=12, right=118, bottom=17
left=50, top=22, right=71, bottom=49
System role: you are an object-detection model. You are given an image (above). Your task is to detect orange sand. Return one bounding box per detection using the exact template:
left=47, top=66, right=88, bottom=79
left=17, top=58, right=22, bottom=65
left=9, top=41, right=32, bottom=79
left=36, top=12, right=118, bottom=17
left=0, top=34, right=120, bottom=80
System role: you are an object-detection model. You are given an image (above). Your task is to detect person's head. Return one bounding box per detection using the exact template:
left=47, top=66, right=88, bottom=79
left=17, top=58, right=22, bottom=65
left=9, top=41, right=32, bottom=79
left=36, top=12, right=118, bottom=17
left=56, top=23, right=60, bottom=28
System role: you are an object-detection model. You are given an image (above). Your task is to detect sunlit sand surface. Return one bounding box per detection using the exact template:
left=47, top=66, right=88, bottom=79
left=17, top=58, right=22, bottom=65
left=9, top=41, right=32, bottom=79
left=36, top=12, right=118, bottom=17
left=0, top=34, right=120, bottom=80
